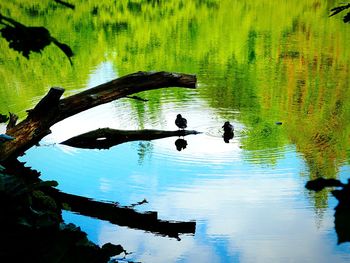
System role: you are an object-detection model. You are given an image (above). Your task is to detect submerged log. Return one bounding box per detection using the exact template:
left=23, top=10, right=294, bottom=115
left=61, top=128, right=200, bottom=149
left=0, top=71, right=196, bottom=162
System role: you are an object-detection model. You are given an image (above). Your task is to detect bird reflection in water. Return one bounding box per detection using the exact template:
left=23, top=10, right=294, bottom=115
left=222, top=121, right=234, bottom=143
left=223, top=131, right=234, bottom=143
left=175, top=138, right=188, bottom=151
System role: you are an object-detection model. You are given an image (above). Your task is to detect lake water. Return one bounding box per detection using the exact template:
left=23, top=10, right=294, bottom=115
left=1, top=1, right=350, bottom=262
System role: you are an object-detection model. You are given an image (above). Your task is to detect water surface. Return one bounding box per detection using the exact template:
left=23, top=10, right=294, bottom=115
left=1, top=1, right=350, bottom=262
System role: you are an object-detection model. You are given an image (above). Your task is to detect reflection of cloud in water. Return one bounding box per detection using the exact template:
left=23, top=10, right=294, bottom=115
left=87, top=61, right=118, bottom=88
left=98, top=223, right=217, bottom=263
left=19, top=96, right=350, bottom=262
left=153, top=135, right=243, bottom=168
left=45, top=103, right=125, bottom=143
left=96, top=174, right=348, bottom=262
left=99, top=177, right=113, bottom=193
left=0, top=124, right=6, bottom=134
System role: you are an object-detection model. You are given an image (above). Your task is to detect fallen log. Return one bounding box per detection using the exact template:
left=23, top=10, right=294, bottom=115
left=0, top=71, right=196, bottom=162
left=61, top=128, right=200, bottom=149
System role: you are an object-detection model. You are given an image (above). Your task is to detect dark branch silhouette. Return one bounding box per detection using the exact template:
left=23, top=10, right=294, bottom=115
left=125, top=95, right=149, bottom=102
left=0, top=13, right=73, bottom=64
left=330, top=3, right=350, bottom=23
left=0, top=71, right=196, bottom=163
left=306, top=177, right=350, bottom=244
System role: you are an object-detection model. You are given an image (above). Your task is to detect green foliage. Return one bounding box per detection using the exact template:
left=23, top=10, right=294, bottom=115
left=330, top=3, right=350, bottom=23
left=0, top=0, right=349, bottom=178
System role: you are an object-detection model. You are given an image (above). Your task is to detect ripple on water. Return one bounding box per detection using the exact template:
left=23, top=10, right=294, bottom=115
left=151, top=134, right=243, bottom=171
left=241, top=144, right=301, bottom=168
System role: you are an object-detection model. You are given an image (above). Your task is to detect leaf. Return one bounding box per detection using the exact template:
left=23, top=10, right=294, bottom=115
left=344, top=12, right=350, bottom=23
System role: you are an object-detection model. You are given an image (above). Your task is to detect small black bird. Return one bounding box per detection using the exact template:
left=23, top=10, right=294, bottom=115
left=175, top=114, right=187, bottom=130
left=222, top=121, right=234, bottom=133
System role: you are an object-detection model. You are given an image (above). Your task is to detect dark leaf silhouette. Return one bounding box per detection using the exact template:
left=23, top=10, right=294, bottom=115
left=52, top=39, right=74, bottom=65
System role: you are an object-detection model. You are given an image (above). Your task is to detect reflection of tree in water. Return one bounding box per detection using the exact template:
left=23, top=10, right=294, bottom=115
left=330, top=3, right=350, bottom=23
left=306, top=177, right=350, bottom=244
left=137, top=141, right=153, bottom=165
left=0, top=14, right=73, bottom=64
left=306, top=190, right=330, bottom=228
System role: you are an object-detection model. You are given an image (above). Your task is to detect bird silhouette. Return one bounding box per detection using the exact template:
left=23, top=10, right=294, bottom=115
left=222, top=121, right=234, bottom=133
left=222, top=121, right=234, bottom=143
left=175, top=114, right=187, bottom=130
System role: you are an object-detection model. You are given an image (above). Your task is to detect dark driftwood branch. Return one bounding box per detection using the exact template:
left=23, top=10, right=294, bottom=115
left=56, top=71, right=196, bottom=121
left=0, top=71, right=196, bottom=162
left=125, top=95, right=149, bottom=102
left=7, top=112, right=18, bottom=129
left=47, top=188, right=196, bottom=239
left=61, top=128, right=200, bottom=149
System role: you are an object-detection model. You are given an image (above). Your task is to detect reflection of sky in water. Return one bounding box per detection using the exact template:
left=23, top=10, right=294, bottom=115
left=19, top=61, right=350, bottom=262
left=22, top=131, right=350, bottom=262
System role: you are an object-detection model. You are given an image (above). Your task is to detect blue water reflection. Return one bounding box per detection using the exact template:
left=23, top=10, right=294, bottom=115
left=22, top=123, right=350, bottom=262
left=2, top=0, right=350, bottom=261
